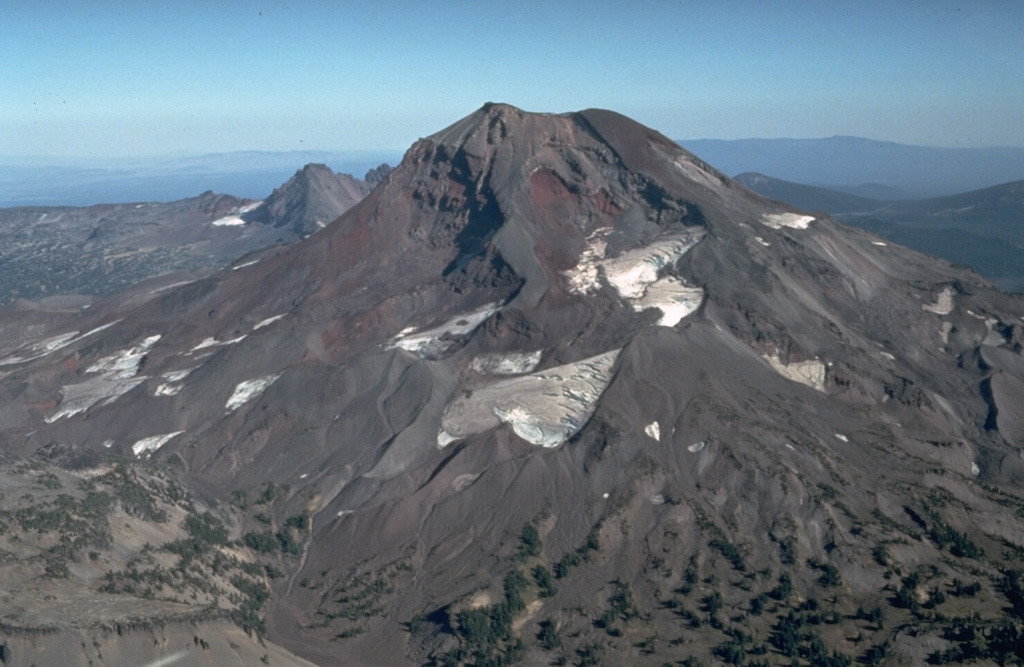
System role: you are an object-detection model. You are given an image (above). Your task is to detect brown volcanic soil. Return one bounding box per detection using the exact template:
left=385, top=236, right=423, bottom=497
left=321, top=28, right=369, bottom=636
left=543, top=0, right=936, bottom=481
left=1, top=104, right=1024, bottom=665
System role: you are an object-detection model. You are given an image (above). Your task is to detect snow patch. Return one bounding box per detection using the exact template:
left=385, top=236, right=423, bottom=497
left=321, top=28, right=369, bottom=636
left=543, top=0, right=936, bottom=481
left=673, top=157, right=726, bottom=190
left=631, top=277, right=704, bottom=326
left=471, top=350, right=543, bottom=375
left=150, top=281, right=194, bottom=294
left=982, top=318, right=1007, bottom=347
left=688, top=441, right=706, bottom=453
left=564, top=230, right=705, bottom=327
left=47, top=334, right=161, bottom=422
left=939, top=321, right=952, bottom=345
left=600, top=234, right=703, bottom=299
left=649, top=494, right=665, bottom=505
left=46, top=374, right=147, bottom=422
left=132, top=431, right=183, bottom=457
left=232, top=259, right=260, bottom=270
left=923, top=286, right=954, bottom=315
left=211, top=202, right=259, bottom=227
left=211, top=215, right=246, bottom=226
left=437, top=431, right=460, bottom=447
left=225, top=374, right=281, bottom=412
left=189, top=334, right=246, bottom=353
left=154, top=368, right=195, bottom=397
left=763, top=354, right=826, bottom=392
left=645, top=421, right=661, bottom=441
left=154, top=383, right=183, bottom=397
left=754, top=236, right=771, bottom=247
left=86, top=335, right=160, bottom=375
left=0, top=320, right=120, bottom=366
left=253, top=314, right=286, bottom=330
left=971, top=462, right=980, bottom=476
left=388, top=303, right=500, bottom=358
left=871, top=241, right=888, bottom=246
left=564, top=229, right=610, bottom=294
left=439, top=350, right=619, bottom=448
left=834, top=433, right=848, bottom=442
left=762, top=213, right=814, bottom=230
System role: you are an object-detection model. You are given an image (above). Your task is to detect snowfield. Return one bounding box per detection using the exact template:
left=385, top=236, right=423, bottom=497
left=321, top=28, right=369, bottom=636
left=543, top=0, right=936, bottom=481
left=439, top=349, right=619, bottom=447
left=388, top=303, right=500, bottom=358
left=225, top=375, right=281, bottom=412
left=564, top=230, right=705, bottom=327
left=762, top=213, right=815, bottom=230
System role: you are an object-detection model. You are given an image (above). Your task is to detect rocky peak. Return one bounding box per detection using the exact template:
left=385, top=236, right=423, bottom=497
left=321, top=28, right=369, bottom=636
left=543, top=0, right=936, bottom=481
left=242, top=162, right=371, bottom=237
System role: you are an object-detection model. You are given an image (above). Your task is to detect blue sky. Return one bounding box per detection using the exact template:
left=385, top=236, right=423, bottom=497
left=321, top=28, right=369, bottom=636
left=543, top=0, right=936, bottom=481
left=2, top=0, right=1022, bottom=158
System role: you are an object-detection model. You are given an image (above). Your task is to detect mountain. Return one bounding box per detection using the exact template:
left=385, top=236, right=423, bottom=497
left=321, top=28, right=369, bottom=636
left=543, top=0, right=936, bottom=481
left=737, top=173, right=1024, bottom=293
left=1, top=104, right=1024, bottom=666
left=241, top=163, right=375, bottom=238
left=680, top=136, right=1024, bottom=198
left=734, top=172, right=882, bottom=214
left=0, top=164, right=379, bottom=306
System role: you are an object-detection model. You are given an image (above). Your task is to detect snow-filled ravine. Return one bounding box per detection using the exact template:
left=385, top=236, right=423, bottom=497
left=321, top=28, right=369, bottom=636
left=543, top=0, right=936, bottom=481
left=438, top=349, right=619, bottom=448
left=387, top=303, right=501, bottom=358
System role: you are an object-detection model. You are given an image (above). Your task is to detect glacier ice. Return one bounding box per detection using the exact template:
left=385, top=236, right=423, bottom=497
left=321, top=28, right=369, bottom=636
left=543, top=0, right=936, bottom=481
left=439, top=349, right=619, bottom=448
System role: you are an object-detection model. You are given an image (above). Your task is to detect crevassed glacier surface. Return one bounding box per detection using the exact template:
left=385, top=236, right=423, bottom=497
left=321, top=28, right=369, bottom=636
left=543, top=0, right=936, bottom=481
left=439, top=349, right=619, bottom=448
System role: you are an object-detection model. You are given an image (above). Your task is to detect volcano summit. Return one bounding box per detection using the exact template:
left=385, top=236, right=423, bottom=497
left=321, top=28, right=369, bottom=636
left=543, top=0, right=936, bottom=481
left=1, top=104, right=1023, bottom=666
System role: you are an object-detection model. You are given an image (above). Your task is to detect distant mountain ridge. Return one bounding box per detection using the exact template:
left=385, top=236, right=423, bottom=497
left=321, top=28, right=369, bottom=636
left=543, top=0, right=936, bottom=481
left=736, top=172, right=1024, bottom=292
left=734, top=172, right=881, bottom=213
left=680, top=135, right=1024, bottom=198
left=0, top=163, right=385, bottom=305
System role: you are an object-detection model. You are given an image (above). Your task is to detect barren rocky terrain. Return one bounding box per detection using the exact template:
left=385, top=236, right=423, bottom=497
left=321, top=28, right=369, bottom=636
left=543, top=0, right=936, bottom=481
left=1, top=104, right=1023, bottom=666
left=0, top=163, right=381, bottom=307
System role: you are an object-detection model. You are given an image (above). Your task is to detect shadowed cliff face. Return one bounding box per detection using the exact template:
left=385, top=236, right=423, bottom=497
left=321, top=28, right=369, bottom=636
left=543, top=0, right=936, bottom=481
left=1, top=104, right=1024, bottom=666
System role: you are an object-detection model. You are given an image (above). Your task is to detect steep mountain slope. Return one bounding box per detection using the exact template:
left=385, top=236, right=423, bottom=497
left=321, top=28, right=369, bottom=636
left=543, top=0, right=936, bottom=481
left=1, top=104, right=1024, bottom=666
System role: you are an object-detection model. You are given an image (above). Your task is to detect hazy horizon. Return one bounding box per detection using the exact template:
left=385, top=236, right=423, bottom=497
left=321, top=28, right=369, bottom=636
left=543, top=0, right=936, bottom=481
left=3, top=1, right=1022, bottom=160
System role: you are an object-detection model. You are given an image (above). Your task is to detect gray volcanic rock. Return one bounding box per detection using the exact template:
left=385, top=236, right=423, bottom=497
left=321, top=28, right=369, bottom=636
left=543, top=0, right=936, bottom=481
left=2, top=104, right=1024, bottom=666
left=242, top=163, right=373, bottom=237
left=0, top=164, right=377, bottom=306
left=364, top=163, right=394, bottom=186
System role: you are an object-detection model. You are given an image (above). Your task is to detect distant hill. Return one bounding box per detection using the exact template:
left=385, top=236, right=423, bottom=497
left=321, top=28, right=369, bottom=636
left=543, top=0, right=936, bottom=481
left=680, top=136, right=1024, bottom=198
left=734, top=172, right=881, bottom=213
left=737, top=171, right=1024, bottom=293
